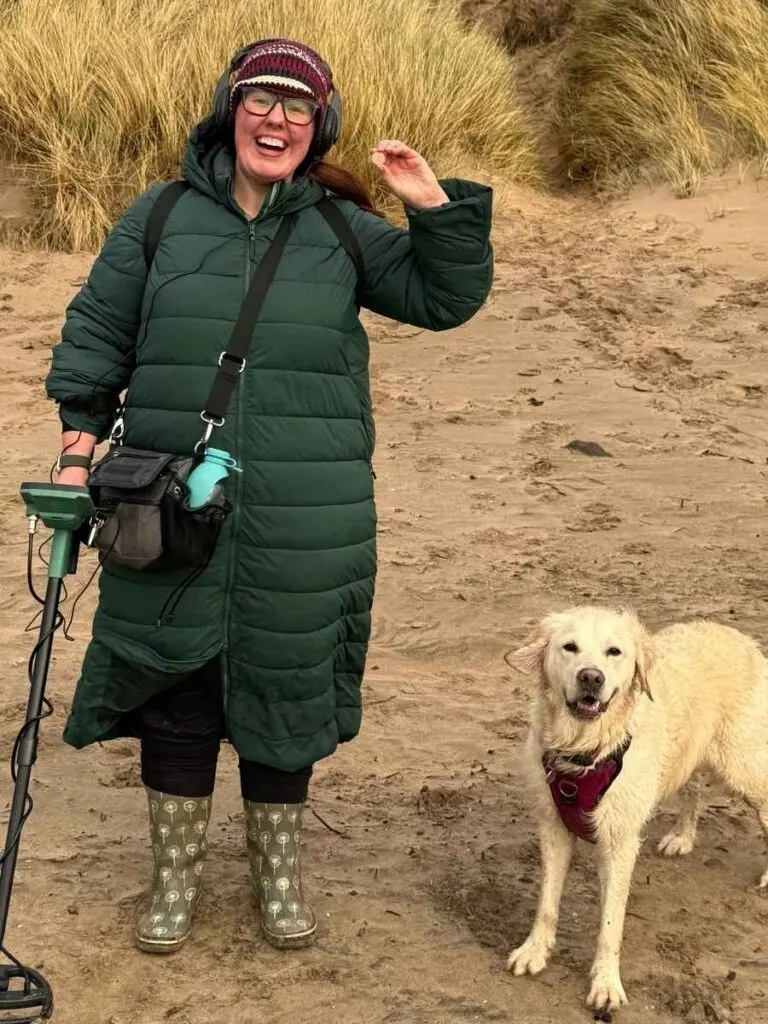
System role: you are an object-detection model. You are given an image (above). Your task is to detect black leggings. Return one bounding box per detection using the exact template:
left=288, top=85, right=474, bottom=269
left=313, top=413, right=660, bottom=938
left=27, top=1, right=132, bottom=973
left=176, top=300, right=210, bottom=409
left=135, top=656, right=312, bottom=803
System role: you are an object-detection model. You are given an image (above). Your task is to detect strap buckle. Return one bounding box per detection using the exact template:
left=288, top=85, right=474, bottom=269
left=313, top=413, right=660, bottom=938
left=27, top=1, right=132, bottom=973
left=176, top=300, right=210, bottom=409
left=218, top=351, right=246, bottom=372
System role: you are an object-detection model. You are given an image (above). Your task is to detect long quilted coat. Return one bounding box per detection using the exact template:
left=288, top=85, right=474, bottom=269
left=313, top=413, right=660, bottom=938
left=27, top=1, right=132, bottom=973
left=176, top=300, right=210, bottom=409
left=45, top=117, right=493, bottom=771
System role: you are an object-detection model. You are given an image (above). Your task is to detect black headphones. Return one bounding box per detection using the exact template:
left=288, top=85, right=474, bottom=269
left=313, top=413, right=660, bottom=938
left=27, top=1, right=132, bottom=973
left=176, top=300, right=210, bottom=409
left=211, top=40, right=342, bottom=166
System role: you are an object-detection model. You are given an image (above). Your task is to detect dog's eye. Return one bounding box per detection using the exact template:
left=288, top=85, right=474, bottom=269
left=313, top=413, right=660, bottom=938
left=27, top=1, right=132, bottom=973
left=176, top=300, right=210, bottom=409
left=563, top=641, right=579, bottom=653
left=606, top=646, right=622, bottom=657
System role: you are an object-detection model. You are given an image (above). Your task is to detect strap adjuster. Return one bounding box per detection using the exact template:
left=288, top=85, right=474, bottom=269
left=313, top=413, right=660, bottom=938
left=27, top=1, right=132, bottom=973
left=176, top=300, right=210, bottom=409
left=218, top=351, right=246, bottom=372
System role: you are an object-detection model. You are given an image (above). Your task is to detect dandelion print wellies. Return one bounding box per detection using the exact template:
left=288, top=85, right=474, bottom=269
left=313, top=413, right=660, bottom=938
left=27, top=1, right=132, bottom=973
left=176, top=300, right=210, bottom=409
left=134, top=789, right=212, bottom=953
left=243, top=801, right=316, bottom=948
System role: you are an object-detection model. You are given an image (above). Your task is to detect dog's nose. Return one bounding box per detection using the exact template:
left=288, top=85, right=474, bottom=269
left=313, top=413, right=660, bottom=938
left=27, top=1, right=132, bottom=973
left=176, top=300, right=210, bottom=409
left=576, top=667, right=605, bottom=692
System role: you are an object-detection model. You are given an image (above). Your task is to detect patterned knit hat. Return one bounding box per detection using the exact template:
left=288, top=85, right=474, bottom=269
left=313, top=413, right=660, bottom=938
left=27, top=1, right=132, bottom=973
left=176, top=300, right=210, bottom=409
left=229, top=38, right=333, bottom=119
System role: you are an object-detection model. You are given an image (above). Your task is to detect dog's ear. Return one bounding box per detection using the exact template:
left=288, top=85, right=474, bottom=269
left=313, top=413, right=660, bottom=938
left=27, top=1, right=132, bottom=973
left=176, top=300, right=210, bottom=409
left=507, top=634, right=549, bottom=675
left=632, top=624, right=655, bottom=701
left=506, top=613, right=565, bottom=676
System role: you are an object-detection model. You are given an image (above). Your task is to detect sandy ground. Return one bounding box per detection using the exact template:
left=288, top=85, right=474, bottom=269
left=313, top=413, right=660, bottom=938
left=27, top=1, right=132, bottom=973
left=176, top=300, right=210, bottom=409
left=1, top=171, right=768, bottom=1024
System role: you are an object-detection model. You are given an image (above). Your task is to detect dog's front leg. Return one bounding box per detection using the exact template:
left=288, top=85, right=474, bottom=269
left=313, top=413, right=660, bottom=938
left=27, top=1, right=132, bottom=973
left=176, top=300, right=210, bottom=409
left=507, top=810, right=576, bottom=977
left=587, top=835, right=640, bottom=1011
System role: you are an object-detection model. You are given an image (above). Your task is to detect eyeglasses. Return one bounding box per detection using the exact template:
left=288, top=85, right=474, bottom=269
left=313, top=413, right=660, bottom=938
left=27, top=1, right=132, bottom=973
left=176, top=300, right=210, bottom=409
left=240, top=87, right=318, bottom=126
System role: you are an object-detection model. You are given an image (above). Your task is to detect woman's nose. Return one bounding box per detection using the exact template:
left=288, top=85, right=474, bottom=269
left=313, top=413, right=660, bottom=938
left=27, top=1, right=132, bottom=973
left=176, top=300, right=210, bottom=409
left=265, top=102, right=287, bottom=126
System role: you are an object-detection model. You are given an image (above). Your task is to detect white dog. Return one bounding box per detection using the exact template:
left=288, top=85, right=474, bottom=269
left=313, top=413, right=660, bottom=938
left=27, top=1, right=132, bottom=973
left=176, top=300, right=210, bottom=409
left=506, top=605, right=768, bottom=1011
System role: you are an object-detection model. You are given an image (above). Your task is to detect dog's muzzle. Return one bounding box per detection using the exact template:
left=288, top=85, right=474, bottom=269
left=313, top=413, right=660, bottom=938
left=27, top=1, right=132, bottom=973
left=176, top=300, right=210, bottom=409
left=567, top=667, right=610, bottom=720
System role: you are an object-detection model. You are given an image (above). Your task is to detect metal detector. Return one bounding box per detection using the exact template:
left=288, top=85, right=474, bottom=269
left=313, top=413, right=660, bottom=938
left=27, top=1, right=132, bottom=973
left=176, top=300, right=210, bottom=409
left=0, top=483, right=94, bottom=1022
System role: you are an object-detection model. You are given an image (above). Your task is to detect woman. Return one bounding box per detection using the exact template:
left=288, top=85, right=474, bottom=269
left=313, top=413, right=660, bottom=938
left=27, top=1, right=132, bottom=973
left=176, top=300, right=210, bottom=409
left=46, top=38, right=492, bottom=954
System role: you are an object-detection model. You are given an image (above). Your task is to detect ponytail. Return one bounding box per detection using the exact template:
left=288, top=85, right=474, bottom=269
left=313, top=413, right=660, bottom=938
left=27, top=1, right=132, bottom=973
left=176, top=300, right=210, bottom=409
left=309, top=160, right=380, bottom=215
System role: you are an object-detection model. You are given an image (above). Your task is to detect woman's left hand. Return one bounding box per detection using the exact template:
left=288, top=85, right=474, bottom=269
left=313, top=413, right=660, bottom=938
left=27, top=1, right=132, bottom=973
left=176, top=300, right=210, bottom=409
left=370, top=140, right=450, bottom=210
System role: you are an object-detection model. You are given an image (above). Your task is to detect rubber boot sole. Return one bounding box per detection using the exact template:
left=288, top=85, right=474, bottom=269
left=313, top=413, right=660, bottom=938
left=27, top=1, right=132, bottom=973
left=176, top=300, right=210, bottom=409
left=134, top=930, right=191, bottom=954
left=261, top=921, right=317, bottom=950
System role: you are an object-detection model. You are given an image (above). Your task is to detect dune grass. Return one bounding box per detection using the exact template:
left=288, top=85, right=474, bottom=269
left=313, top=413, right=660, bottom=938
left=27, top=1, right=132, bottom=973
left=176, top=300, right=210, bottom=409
left=4, top=0, right=768, bottom=247
left=552, top=0, right=768, bottom=195
left=460, top=0, right=574, bottom=49
left=0, top=0, right=540, bottom=251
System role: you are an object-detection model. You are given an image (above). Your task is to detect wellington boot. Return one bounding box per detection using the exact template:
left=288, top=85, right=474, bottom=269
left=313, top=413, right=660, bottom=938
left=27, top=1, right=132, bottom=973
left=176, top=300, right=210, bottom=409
left=243, top=800, right=317, bottom=949
left=133, top=788, right=212, bottom=953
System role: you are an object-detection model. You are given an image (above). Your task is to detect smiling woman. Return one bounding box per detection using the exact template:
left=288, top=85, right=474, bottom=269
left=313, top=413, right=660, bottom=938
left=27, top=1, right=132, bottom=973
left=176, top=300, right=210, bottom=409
left=44, top=35, right=493, bottom=962
left=228, top=40, right=340, bottom=217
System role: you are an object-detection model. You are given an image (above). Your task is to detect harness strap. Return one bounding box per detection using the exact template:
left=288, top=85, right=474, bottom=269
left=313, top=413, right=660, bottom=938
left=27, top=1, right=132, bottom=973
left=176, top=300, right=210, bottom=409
left=143, top=180, right=191, bottom=269
left=316, top=196, right=364, bottom=309
left=552, top=733, right=632, bottom=770
left=316, top=197, right=364, bottom=276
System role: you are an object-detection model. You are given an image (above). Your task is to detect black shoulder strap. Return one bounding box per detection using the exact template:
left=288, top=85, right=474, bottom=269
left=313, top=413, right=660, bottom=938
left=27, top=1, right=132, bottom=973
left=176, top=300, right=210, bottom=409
left=201, top=214, right=297, bottom=426
left=143, top=180, right=191, bottom=269
left=316, top=196, right=364, bottom=281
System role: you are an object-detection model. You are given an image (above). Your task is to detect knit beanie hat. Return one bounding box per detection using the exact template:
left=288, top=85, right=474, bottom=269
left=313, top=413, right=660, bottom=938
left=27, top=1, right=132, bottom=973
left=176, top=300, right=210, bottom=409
left=229, top=38, right=333, bottom=120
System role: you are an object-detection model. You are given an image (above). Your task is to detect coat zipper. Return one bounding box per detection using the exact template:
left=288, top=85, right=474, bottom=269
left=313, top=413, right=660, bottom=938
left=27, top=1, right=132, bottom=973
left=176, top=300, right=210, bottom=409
left=221, top=218, right=260, bottom=712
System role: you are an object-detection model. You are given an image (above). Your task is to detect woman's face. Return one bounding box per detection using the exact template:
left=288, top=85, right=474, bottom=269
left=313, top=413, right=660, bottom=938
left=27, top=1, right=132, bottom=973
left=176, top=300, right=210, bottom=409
left=233, top=90, right=316, bottom=184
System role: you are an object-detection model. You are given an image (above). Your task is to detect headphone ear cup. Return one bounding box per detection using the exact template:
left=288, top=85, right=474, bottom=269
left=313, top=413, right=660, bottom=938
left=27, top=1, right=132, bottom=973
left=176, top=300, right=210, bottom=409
left=212, top=41, right=259, bottom=130
left=312, top=91, right=342, bottom=159
left=212, top=70, right=233, bottom=129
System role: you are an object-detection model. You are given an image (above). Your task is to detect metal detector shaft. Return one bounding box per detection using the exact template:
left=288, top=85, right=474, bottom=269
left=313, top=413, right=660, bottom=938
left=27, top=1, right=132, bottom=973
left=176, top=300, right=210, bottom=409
left=0, top=484, right=94, bottom=1021
left=0, top=572, right=64, bottom=948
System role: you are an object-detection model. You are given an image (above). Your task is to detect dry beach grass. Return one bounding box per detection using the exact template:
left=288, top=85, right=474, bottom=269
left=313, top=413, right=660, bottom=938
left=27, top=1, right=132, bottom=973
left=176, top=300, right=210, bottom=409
left=0, top=0, right=539, bottom=249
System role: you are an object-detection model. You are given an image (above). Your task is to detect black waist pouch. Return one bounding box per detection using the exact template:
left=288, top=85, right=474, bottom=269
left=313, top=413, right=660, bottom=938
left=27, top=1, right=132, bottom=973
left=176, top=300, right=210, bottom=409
left=85, top=447, right=230, bottom=571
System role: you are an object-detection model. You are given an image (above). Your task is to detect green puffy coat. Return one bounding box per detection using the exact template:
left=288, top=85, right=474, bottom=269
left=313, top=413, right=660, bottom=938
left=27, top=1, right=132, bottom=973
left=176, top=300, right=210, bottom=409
left=45, top=119, right=493, bottom=771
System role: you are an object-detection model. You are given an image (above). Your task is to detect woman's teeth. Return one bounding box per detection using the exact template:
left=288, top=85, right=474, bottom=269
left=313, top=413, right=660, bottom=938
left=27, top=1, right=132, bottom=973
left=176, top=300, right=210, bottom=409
left=255, top=136, right=287, bottom=152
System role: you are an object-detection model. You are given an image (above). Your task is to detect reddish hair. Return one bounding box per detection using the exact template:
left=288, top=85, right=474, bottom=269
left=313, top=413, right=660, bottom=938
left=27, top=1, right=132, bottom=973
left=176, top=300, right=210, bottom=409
left=309, top=160, right=380, bottom=215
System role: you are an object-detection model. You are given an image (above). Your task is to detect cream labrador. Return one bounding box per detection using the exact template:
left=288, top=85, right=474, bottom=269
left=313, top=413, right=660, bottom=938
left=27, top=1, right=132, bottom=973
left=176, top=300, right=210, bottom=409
left=506, top=605, right=768, bottom=1011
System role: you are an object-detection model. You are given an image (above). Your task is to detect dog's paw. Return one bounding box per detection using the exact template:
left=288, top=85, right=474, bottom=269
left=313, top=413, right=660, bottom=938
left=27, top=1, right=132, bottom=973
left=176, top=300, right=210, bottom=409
left=506, top=935, right=553, bottom=976
left=587, top=964, right=628, bottom=1011
left=657, top=829, right=695, bottom=857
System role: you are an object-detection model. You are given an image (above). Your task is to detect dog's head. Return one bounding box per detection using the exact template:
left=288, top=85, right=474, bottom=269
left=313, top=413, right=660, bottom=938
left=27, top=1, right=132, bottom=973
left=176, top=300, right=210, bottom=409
left=511, top=605, right=654, bottom=723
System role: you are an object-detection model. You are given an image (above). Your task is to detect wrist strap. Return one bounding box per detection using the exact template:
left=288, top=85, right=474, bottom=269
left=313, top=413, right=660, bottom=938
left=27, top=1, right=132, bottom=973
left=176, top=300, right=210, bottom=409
left=57, top=453, right=92, bottom=471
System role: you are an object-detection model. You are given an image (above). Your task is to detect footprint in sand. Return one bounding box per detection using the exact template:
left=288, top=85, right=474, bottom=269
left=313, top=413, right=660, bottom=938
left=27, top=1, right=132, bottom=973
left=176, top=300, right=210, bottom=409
left=566, top=502, right=622, bottom=532
left=99, top=764, right=143, bottom=789
left=519, top=420, right=572, bottom=445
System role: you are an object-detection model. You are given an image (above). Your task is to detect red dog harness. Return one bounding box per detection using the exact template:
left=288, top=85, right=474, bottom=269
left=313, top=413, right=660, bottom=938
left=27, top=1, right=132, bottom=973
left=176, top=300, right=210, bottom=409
left=542, top=736, right=631, bottom=843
